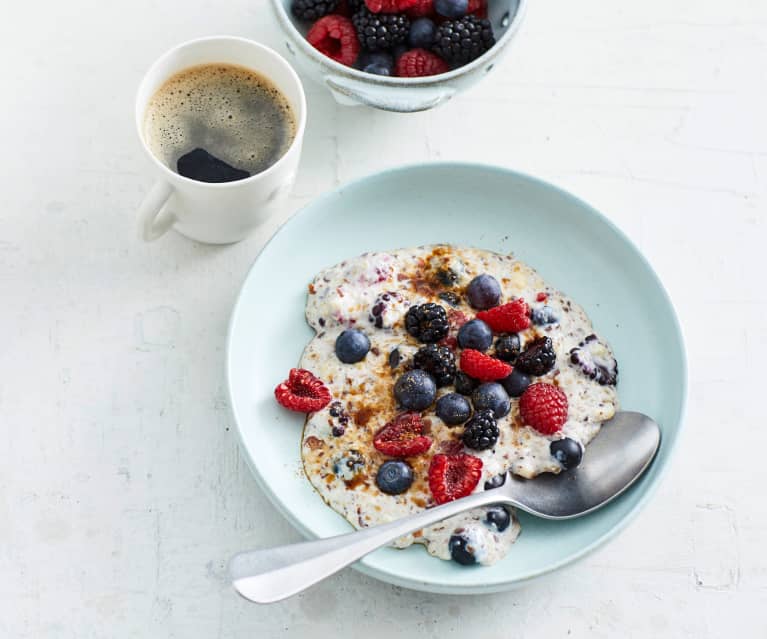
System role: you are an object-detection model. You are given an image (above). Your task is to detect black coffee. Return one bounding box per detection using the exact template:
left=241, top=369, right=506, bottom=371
left=143, top=63, right=296, bottom=183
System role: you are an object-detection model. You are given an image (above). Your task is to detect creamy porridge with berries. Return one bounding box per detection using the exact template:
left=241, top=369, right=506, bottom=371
left=274, top=245, right=618, bottom=566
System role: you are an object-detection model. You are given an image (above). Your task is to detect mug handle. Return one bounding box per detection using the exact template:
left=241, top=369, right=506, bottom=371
left=325, top=76, right=455, bottom=113
left=137, top=181, right=176, bottom=242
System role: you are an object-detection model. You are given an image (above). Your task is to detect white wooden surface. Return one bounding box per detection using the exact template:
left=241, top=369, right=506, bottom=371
left=2, top=0, right=766, bottom=636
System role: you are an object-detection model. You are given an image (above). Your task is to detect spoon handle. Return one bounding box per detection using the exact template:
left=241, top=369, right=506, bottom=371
left=229, top=489, right=502, bottom=603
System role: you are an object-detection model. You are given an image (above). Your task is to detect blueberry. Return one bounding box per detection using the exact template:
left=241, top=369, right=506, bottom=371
left=484, top=505, right=511, bottom=532
left=457, top=319, right=493, bottom=351
left=495, top=333, right=521, bottom=362
left=394, top=369, right=437, bottom=410
left=391, top=43, right=408, bottom=60
left=435, top=0, right=468, bottom=19
left=484, top=473, right=506, bottom=490
left=363, top=62, right=391, bottom=76
left=471, top=382, right=510, bottom=418
left=550, top=438, right=583, bottom=470
left=408, top=18, right=437, bottom=48
left=358, top=50, right=394, bottom=73
left=531, top=305, right=559, bottom=326
left=436, top=392, right=472, bottom=425
left=499, top=368, right=531, bottom=398
left=454, top=371, right=479, bottom=396
left=335, top=329, right=371, bottom=363
left=448, top=534, right=476, bottom=565
left=466, top=274, right=501, bottom=310
left=376, top=460, right=414, bottom=495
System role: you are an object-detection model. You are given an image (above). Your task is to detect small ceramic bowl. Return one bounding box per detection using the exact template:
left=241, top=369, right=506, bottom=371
left=270, top=0, right=527, bottom=112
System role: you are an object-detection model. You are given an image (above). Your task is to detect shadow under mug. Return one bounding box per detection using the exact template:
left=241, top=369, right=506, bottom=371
left=134, top=36, right=307, bottom=244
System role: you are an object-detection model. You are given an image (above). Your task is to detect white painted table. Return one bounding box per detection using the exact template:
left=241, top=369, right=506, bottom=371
left=3, top=0, right=766, bottom=636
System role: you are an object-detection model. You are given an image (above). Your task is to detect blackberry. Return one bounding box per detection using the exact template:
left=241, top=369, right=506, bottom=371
left=454, top=371, right=479, bottom=396
left=515, top=336, right=557, bottom=376
left=405, top=303, right=449, bottom=343
left=495, top=334, right=521, bottom=362
left=569, top=334, right=618, bottom=385
left=462, top=409, right=499, bottom=450
left=433, top=15, right=495, bottom=67
left=352, top=8, right=410, bottom=52
left=413, top=344, right=456, bottom=387
left=291, top=0, right=338, bottom=21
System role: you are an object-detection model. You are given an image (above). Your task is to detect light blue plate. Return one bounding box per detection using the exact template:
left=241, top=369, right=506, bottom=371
left=226, top=163, right=687, bottom=594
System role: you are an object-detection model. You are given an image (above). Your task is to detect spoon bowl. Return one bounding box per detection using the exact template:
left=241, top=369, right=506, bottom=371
left=505, top=411, right=661, bottom=519
left=229, top=411, right=660, bottom=604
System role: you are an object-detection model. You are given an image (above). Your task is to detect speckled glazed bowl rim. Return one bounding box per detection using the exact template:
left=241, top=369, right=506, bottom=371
left=226, top=162, right=688, bottom=594
left=270, top=0, right=528, bottom=87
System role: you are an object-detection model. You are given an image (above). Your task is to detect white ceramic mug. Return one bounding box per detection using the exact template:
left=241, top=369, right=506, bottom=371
left=135, top=36, right=307, bottom=244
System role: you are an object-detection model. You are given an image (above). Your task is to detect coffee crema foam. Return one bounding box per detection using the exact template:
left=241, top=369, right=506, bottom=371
left=143, top=63, right=296, bottom=176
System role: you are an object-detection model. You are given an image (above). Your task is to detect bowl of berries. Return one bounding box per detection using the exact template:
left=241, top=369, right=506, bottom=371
left=271, top=0, right=526, bottom=112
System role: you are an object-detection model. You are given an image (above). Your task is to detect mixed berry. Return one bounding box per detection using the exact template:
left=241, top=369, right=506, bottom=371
left=413, top=343, right=457, bottom=386
left=569, top=334, right=618, bottom=386
left=470, top=382, right=510, bottom=418
left=292, top=0, right=497, bottom=78
left=462, top=409, right=499, bottom=450
left=275, top=253, right=619, bottom=567
left=373, top=412, right=432, bottom=456
left=335, top=328, right=371, bottom=363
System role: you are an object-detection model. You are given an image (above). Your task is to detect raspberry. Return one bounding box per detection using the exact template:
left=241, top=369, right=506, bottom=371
left=467, top=0, right=486, bottom=18
left=476, top=299, right=531, bottom=333
left=407, top=0, right=434, bottom=17
left=438, top=335, right=458, bottom=350
left=536, top=292, right=548, bottom=302
left=307, top=15, right=360, bottom=66
left=447, top=309, right=470, bottom=331
left=365, top=0, right=416, bottom=12
left=274, top=368, right=332, bottom=412
left=373, top=412, right=432, bottom=457
left=519, top=383, right=568, bottom=435
left=395, top=49, right=450, bottom=77
left=428, top=453, right=483, bottom=504
left=459, top=349, right=512, bottom=382
left=437, top=308, right=468, bottom=350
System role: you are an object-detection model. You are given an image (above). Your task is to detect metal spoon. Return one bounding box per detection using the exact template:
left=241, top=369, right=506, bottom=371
left=230, top=411, right=660, bottom=604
